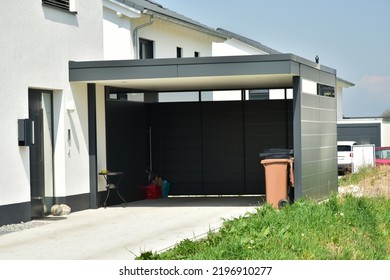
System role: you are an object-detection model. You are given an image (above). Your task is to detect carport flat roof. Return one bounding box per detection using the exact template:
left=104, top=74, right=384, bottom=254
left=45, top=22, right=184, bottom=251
left=69, top=54, right=336, bottom=91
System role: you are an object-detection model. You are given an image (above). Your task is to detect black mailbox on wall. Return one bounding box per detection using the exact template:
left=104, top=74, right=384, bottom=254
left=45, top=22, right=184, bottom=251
left=18, top=119, right=34, bottom=146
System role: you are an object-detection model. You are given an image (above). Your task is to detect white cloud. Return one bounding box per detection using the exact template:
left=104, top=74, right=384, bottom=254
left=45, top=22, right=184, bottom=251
left=359, top=75, right=390, bottom=96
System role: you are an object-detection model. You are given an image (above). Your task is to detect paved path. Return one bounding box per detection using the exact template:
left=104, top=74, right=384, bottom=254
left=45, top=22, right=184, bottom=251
left=0, top=196, right=263, bottom=260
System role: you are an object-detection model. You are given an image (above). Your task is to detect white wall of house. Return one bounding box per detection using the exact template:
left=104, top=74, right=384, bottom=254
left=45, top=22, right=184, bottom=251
left=213, top=38, right=269, bottom=56
left=337, top=85, right=344, bottom=120
left=103, top=2, right=216, bottom=61
left=103, top=6, right=139, bottom=60
left=96, top=85, right=108, bottom=192
left=135, top=17, right=214, bottom=58
left=0, top=1, right=103, bottom=207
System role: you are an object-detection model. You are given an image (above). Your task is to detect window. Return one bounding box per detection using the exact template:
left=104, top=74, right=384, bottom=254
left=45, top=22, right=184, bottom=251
left=318, top=84, right=335, bottom=97
left=248, top=89, right=269, bottom=100
left=139, top=38, right=154, bottom=59
left=176, top=47, right=182, bottom=58
left=194, top=51, right=200, bottom=57
left=42, top=0, right=72, bottom=11
left=108, top=92, right=144, bottom=102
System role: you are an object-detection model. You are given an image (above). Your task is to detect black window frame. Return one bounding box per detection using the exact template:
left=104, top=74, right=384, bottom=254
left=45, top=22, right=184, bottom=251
left=176, top=47, right=182, bottom=58
left=139, top=38, right=154, bottom=59
left=42, top=0, right=76, bottom=13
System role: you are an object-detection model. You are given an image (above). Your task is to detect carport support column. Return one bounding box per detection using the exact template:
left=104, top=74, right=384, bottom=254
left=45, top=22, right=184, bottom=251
left=293, top=76, right=302, bottom=200
left=88, top=83, right=98, bottom=209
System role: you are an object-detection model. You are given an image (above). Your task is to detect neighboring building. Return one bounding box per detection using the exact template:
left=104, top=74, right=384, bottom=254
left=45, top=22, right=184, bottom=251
left=1, top=0, right=341, bottom=226
left=338, top=117, right=390, bottom=147
left=335, top=73, right=389, bottom=148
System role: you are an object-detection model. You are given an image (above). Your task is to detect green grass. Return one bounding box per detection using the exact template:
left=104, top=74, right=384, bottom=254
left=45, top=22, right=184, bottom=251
left=137, top=195, right=390, bottom=260
left=136, top=167, right=390, bottom=260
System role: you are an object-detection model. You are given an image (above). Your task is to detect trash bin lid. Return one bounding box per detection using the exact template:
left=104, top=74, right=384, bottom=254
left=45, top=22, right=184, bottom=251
left=259, top=148, right=293, bottom=159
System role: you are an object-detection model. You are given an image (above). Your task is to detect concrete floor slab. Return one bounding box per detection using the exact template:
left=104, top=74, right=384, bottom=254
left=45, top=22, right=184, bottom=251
left=0, top=196, right=264, bottom=260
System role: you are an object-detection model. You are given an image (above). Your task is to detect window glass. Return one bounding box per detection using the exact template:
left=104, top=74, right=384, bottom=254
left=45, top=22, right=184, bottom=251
left=139, top=38, right=154, bottom=59
left=338, top=145, right=352, bottom=152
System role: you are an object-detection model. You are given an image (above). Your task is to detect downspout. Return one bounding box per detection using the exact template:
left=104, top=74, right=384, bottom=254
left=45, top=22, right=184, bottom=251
left=133, top=12, right=155, bottom=59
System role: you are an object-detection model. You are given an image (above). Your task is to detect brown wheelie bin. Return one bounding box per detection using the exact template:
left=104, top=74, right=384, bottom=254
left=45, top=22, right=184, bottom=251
left=260, top=149, right=294, bottom=209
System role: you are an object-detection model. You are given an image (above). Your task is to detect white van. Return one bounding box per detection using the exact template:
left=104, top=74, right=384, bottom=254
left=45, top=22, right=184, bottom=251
left=337, top=141, right=356, bottom=173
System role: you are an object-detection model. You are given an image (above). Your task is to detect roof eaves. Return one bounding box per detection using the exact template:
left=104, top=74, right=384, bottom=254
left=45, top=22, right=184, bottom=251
left=337, top=77, right=355, bottom=88
left=119, top=0, right=228, bottom=41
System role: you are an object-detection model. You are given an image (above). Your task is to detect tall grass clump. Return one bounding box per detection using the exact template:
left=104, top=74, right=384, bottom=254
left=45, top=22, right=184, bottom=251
left=338, top=166, right=379, bottom=186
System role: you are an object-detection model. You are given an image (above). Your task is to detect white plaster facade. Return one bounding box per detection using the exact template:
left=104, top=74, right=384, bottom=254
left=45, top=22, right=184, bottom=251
left=103, top=0, right=220, bottom=60
left=0, top=1, right=103, bottom=212
left=213, top=37, right=269, bottom=56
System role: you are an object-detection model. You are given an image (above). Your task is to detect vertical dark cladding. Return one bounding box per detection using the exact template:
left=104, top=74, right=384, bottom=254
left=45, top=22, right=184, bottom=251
left=88, top=83, right=98, bottom=209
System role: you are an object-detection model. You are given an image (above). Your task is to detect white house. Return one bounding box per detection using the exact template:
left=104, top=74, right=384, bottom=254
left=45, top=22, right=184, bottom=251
left=1, top=0, right=342, bottom=226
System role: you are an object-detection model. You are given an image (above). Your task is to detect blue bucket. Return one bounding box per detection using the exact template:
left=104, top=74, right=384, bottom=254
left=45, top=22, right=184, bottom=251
left=162, top=180, right=171, bottom=198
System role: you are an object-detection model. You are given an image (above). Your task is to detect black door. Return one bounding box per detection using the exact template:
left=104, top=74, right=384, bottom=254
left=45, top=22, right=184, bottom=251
left=29, top=89, right=54, bottom=218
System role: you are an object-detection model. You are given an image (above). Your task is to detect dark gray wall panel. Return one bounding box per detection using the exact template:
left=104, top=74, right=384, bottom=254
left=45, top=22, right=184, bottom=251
left=202, top=102, right=245, bottom=195
left=153, top=103, right=203, bottom=195
left=106, top=100, right=148, bottom=203
left=151, top=100, right=293, bottom=196
left=244, top=100, right=293, bottom=194
left=300, top=93, right=338, bottom=200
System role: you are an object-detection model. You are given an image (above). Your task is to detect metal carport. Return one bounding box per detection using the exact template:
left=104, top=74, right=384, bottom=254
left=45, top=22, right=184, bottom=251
left=69, top=54, right=338, bottom=206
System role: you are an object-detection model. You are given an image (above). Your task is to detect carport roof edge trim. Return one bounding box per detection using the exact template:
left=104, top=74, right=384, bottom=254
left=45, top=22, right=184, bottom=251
left=69, top=54, right=336, bottom=91
left=69, top=53, right=335, bottom=74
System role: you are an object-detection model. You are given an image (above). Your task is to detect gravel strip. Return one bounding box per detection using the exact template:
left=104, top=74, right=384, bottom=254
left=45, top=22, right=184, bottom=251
left=0, top=220, right=50, bottom=235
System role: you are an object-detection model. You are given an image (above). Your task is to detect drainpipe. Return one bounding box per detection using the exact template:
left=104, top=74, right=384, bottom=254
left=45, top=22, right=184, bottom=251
left=133, top=11, right=155, bottom=59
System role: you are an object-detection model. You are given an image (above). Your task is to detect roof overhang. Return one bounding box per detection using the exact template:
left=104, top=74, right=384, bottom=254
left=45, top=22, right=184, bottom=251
left=69, top=54, right=336, bottom=92
left=337, top=77, right=355, bottom=88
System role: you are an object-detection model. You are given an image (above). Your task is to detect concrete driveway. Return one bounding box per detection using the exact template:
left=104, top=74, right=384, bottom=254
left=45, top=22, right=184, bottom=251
left=0, top=196, right=263, bottom=260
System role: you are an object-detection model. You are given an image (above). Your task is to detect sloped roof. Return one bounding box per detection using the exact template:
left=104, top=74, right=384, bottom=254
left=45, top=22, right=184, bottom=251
left=114, top=0, right=227, bottom=40
left=216, top=28, right=281, bottom=55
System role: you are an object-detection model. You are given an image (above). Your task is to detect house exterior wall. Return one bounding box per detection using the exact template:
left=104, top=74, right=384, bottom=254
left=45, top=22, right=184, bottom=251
left=336, top=85, right=344, bottom=120
left=213, top=39, right=269, bottom=56
left=103, top=7, right=136, bottom=60
left=134, top=17, right=214, bottom=58
left=103, top=5, right=215, bottom=60
left=0, top=0, right=103, bottom=224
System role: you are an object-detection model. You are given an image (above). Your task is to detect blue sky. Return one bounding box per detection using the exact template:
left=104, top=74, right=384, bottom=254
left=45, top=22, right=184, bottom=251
left=156, top=0, right=390, bottom=117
